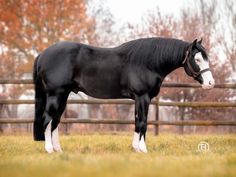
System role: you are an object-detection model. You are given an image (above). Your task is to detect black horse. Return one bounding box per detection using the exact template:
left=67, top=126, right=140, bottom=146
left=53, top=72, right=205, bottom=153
left=33, top=37, right=215, bottom=153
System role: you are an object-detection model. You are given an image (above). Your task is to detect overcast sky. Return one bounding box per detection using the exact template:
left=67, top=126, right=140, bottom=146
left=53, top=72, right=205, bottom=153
left=106, top=0, right=186, bottom=23
left=88, top=0, right=229, bottom=62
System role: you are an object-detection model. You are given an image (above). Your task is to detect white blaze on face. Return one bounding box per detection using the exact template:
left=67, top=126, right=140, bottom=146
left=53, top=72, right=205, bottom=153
left=194, top=52, right=215, bottom=89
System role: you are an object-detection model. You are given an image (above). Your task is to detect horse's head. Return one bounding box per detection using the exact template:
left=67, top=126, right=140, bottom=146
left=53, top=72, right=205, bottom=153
left=183, top=39, right=215, bottom=89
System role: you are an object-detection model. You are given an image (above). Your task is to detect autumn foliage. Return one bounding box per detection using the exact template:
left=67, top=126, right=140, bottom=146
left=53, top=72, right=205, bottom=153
left=0, top=0, right=95, bottom=77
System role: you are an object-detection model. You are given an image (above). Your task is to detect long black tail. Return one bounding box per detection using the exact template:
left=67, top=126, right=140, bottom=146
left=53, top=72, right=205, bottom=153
left=33, top=55, right=46, bottom=141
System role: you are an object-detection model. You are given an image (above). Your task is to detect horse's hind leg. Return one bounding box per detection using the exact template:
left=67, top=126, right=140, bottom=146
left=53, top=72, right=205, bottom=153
left=44, top=120, right=53, bottom=153
left=43, top=90, right=69, bottom=153
left=52, top=91, right=69, bottom=152
left=52, top=125, right=61, bottom=152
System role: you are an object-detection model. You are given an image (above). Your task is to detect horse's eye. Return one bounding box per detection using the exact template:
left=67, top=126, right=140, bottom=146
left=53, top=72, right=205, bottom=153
left=195, top=58, right=201, bottom=63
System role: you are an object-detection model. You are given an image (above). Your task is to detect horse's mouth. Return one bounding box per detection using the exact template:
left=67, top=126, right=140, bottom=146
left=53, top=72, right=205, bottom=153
left=202, top=84, right=214, bottom=90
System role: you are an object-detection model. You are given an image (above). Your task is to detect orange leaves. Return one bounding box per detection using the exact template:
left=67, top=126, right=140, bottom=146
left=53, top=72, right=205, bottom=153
left=0, top=0, right=96, bottom=78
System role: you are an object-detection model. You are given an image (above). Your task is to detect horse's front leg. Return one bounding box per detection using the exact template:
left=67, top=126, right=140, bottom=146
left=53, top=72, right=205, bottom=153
left=132, top=113, right=140, bottom=152
left=132, top=94, right=150, bottom=153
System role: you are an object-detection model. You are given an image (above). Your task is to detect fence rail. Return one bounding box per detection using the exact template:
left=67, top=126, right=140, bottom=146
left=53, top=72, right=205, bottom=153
left=1, top=79, right=236, bottom=89
left=0, top=99, right=236, bottom=107
left=1, top=79, right=236, bottom=134
left=0, top=118, right=235, bottom=126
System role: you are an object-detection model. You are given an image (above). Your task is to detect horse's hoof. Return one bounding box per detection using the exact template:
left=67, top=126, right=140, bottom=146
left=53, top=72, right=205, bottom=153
left=133, top=146, right=141, bottom=153
left=138, top=138, right=148, bottom=153
left=132, top=142, right=139, bottom=151
left=45, top=146, right=54, bottom=153
left=54, top=147, right=63, bottom=153
left=138, top=145, right=148, bottom=153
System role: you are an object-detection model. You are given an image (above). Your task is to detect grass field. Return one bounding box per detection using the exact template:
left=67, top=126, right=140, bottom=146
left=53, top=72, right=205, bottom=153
left=0, top=133, right=236, bottom=177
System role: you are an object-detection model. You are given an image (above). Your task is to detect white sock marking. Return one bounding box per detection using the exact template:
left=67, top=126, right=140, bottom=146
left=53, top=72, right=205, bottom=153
left=44, top=120, right=54, bottom=153
left=132, top=133, right=148, bottom=153
left=138, top=135, right=148, bottom=153
left=52, top=127, right=62, bottom=152
left=132, top=132, right=140, bottom=152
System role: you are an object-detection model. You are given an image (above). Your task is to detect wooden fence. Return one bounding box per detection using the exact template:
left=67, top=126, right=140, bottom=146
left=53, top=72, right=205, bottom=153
left=0, top=79, right=236, bottom=135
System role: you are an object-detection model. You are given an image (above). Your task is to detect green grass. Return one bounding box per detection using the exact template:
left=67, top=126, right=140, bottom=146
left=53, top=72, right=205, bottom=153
left=0, top=133, right=236, bottom=177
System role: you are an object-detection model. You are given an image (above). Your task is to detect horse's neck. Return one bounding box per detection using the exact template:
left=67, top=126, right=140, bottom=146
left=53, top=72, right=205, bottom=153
left=156, top=46, right=188, bottom=78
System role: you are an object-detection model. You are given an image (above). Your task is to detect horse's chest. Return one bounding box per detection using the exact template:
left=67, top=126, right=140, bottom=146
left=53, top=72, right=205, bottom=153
left=121, top=66, right=161, bottom=96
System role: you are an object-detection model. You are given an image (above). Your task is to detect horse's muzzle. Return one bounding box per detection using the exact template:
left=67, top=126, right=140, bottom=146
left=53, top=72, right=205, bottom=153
left=202, top=79, right=215, bottom=89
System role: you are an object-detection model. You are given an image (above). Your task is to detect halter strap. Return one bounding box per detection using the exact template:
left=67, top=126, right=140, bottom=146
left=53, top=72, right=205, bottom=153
left=199, top=68, right=210, bottom=75
left=182, top=50, right=189, bottom=65
left=183, top=50, right=210, bottom=78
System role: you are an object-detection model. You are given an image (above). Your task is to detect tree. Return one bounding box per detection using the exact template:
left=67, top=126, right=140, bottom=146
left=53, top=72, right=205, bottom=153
left=220, top=0, right=236, bottom=75
left=0, top=0, right=96, bottom=78
left=0, top=0, right=97, bottom=126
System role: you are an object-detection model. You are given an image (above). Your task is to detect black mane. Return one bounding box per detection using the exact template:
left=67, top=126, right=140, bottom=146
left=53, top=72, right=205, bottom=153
left=117, top=37, right=189, bottom=71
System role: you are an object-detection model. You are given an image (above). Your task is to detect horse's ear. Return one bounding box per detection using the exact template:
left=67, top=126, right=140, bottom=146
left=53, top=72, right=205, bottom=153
left=198, top=38, right=203, bottom=44
left=189, top=39, right=197, bottom=50
left=192, top=39, right=197, bottom=46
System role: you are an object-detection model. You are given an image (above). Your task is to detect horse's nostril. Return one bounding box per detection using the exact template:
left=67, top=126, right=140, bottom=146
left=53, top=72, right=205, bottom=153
left=209, top=80, right=215, bottom=86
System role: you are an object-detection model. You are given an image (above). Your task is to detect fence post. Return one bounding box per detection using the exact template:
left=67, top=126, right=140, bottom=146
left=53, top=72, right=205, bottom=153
left=154, top=97, right=159, bottom=136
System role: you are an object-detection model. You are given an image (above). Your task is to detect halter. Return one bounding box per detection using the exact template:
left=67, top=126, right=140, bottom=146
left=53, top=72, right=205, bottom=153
left=182, top=51, right=210, bottom=78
